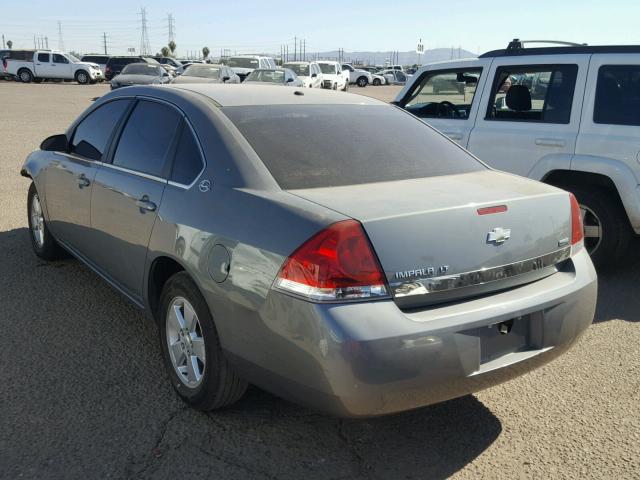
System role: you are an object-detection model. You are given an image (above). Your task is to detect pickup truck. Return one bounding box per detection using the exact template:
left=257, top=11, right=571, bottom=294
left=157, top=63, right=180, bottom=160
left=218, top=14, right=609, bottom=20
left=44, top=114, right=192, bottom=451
left=6, top=49, right=104, bottom=84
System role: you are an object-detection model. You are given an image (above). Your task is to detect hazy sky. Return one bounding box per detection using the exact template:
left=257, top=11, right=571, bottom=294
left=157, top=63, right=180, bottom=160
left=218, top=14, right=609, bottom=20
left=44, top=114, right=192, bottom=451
left=1, top=0, right=639, bottom=57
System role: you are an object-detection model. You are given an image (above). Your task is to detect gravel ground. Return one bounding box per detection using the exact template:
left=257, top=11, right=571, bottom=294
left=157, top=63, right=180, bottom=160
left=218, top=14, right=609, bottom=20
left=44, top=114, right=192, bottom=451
left=0, top=81, right=638, bottom=480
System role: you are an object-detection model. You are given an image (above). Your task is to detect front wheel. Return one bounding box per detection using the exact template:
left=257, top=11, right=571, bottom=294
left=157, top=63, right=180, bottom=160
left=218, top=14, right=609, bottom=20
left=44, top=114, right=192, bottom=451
left=570, top=186, right=632, bottom=269
left=356, top=76, right=368, bottom=87
left=27, top=183, right=65, bottom=260
left=158, top=272, right=248, bottom=410
left=372, top=78, right=381, bottom=86
left=342, top=81, right=349, bottom=92
left=75, top=70, right=89, bottom=85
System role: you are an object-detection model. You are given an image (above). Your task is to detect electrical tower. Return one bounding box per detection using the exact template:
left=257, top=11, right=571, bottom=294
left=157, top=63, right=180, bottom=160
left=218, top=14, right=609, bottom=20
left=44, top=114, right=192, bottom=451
left=138, top=7, right=151, bottom=56
left=102, top=32, right=108, bottom=54
left=57, top=21, right=65, bottom=51
left=167, top=13, right=175, bottom=44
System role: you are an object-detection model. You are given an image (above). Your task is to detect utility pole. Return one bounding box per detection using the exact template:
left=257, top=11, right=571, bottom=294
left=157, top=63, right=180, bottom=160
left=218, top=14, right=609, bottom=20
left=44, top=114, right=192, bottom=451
left=45, top=36, right=48, bottom=49
left=138, top=7, right=151, bottom=56
left=57, top=21, right=65, bottom=51
left=294, top=37, right=297, bottom=62
left=167, top=13, right=175, bottom=44
left=303, top=39, right=305, bottom=61
left=1, top=34, right=4, bottom=49
left=102, top=32, right=108, bottom=54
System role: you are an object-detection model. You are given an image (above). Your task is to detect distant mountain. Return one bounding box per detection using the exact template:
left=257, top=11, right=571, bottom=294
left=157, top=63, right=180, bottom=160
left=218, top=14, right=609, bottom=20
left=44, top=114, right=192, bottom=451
left=308, top=48, right=477, bottom=67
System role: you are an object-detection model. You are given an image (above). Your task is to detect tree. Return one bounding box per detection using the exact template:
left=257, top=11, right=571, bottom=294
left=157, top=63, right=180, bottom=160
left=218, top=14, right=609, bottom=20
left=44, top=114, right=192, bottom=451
left=202, top=46, right=210, bottom=60
left=168, top=41, right=176, bottom=56
left=6, top=40, right=12, bottom=49
left=160, top=46, right=170, bottom=57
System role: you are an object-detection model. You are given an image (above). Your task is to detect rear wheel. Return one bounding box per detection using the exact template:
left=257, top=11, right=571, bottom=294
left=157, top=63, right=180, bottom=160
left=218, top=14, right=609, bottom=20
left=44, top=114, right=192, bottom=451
left=18, top=68, right=33, bottom=83
left=569, top=186, right=631, bottom=269
left=158, top=272, right=247, bottom=410
left=27, top=183, right=65, bottom=260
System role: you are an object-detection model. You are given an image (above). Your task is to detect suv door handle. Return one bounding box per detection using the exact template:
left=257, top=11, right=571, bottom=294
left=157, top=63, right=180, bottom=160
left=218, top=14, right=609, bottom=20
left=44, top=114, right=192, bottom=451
left=535, top=138, right=566, bottom=147
left=136, top=196, right=157, bottom=212
left=443, top=132, right=463, bottom=141
left=76, top=174, right=90, bottom=188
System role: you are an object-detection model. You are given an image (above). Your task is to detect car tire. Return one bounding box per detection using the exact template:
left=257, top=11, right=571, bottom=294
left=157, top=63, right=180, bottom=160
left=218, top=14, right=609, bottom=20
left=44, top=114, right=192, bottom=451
left=569, top=186, right=632, bottom=269
left=333, top=82, right=337, bottom=90
left=158, top=271, right=248, bottom=411
left=18, top=68, right=33, bottom=83
left=27, top=183, right=65, bottom=261
left=356, top=76, right=368, bottom=87
left=372, top=78, right=381, bottom=86
left=343, top=81, right=349, bottom=92
left=75, top=70, right=89, bottom=85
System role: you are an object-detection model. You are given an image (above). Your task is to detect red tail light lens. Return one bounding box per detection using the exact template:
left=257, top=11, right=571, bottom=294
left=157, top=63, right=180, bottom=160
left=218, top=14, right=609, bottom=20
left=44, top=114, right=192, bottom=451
left=569, top=193, right=584, bottom=249
left=274, top=220, right=389, bottom=301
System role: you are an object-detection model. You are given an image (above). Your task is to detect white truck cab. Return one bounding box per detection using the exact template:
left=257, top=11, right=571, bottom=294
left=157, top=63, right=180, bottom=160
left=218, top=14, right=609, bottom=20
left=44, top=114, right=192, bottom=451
left=317, top=61, right=349, bottom=91
left=6, top=49, right=104, bottom=84
left=395, top=40, right=640, bottom=267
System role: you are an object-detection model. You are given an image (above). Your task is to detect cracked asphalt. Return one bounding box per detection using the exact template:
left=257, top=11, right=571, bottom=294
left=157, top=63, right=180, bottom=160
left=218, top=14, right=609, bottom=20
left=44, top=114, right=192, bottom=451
left=1, top=82, right=639, bottom=479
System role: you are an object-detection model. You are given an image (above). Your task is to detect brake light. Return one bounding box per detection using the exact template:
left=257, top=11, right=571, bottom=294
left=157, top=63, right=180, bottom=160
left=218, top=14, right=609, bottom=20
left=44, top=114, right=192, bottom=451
left=274, top=220, right=389, bottom=301
left=569, top=193, right=584, bottom=250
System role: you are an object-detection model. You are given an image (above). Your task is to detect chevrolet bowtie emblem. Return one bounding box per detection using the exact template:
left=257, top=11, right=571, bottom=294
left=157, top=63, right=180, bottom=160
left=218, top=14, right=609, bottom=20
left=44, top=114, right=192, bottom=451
left=487, top=227, right=511, bottom=244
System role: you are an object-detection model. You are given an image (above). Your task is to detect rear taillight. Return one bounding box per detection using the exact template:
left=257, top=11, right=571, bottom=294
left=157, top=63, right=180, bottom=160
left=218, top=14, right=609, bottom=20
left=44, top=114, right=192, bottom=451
left=274, top=220, right=389, bottom=301
left=569, top=193, right=584, bottom=251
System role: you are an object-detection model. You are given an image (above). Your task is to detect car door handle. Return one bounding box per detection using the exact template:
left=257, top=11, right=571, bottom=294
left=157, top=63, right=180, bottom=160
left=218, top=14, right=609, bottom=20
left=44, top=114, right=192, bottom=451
left=443, top=132, right=463, bottom=141
left=136, top=196, right=157, bottom=212
left=535, top=138, right=566, bottom=147
left=76, top=174, right=90, bottom=188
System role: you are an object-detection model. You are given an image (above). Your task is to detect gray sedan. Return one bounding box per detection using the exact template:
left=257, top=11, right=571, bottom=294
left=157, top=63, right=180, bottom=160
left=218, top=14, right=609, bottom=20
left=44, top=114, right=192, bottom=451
left=172, top=64, right=240, bottom=84
left=21, top=85, right=597, bottom=417
left=110, top=63, right=171, bottom=90
left=243, top=68, right=304, bottom=87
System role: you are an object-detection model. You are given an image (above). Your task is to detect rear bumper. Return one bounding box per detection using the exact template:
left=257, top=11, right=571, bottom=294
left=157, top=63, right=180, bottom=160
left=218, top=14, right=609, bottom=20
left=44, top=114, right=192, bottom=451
left=227, top=249, right=597, bottom=417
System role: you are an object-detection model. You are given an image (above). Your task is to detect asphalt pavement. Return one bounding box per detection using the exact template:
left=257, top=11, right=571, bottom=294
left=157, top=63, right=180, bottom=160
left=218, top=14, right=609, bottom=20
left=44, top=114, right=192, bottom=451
left=0, top=81, right=638, bottom=479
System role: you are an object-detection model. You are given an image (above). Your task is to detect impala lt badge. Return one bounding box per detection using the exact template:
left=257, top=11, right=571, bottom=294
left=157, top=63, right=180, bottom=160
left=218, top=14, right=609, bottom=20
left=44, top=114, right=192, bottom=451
left=487, top=227, right=511, bottom=244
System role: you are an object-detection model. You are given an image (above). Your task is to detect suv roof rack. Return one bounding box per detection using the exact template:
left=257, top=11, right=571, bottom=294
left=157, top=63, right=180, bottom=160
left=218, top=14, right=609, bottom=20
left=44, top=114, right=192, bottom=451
left=480, top=39, right=640, bottom=58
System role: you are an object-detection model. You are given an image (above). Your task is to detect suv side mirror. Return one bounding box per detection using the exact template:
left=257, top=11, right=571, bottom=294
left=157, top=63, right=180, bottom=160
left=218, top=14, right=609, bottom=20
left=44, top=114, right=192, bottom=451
left=286, top=77, right=294, bottom=83
left=222, top=76, right=230, bottom=82
left=311, top=73, right=317, bottom=78
left=40, top=134, right=68, bottom=152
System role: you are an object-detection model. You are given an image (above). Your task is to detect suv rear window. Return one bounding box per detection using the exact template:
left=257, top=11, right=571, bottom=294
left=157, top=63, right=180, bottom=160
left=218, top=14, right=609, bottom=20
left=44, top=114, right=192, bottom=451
left=594, top=65, right=640, bottom=126
left=223, top=105, right=484, bottom=189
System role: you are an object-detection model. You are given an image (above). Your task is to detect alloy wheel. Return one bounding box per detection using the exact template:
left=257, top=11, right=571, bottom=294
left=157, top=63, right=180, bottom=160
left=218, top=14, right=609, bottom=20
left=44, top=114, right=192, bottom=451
left=166, top=296, right=206, bottom=388
left=30, top=194, right=45, bottom=247
left=580, top=205, right=602, bottom=255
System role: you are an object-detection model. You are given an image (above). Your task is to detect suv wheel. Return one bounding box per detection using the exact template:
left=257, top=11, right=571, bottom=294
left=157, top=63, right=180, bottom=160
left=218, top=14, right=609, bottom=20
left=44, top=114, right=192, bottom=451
left=18, top=68, right=33, bottom=83
left=158, top=272, right=248, bottom=410
left=75, top=70, right=89, bottom=85
left=570, top=187, right=631, bottom=269
left=356, top=76, right=368, bottom=87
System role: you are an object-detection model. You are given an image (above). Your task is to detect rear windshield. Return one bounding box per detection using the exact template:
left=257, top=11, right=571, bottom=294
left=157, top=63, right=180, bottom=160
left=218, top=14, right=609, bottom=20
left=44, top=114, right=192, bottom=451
left=318, top=63, right=336, bottom=75
left=284, top=63, right=309, bottom=76
left=222, top=105, right=485, bottom=189
left=183, top=65, right=221, bottom=78
left=121, top=64, right=160, bottom=75
left=245, top=70, right=284, bottom=83
left=227, top=57, right=259, bottom=69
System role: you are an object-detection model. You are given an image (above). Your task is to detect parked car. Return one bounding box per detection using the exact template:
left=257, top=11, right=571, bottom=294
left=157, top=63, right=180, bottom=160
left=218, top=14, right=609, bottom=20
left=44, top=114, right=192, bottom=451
left=104, top=56, right=159, bottom=81
left=243, top=68, right=303, bottom=87
left=370, top=72, right=386, bottom=86
left=171, top=64, right=239, bottom=84
left=282, top=61, right=323, bottom=88
left=0, top=49, right=12, bottom=79
left=317, top=60, right=349, bottom=90
left=22, top=84, right=596, bottom=417
left=226, top=55, right=277, bottom=81
left=5, top=49, right=104, bottom=84
left=81, top=54, right=111, bottom=74
left=341, top=64, right=373, bottom=87
left=379, top=69, right=410, bottom=85
left=395, top=40, right=640, bottom=268
left=110, top=63, right=171, bottom=90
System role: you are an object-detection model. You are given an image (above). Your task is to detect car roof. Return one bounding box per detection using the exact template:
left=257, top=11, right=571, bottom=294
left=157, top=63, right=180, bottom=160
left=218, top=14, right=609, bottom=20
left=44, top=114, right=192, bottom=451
left=166, top=84, right=386, bottom=106
left=480, top=44, right=640, bottom=58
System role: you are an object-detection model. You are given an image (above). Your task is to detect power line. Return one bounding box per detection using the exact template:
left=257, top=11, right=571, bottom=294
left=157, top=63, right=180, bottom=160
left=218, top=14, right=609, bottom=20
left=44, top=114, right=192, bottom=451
left=167, top=13, right=175, bottom=44
left=138, top=7, right=151, bottom=55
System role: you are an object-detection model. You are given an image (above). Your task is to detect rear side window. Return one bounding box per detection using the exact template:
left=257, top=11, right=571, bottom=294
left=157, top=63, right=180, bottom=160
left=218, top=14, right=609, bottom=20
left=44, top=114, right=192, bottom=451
left=112, top=100, right=181, bottom=177
left=223, top=105, right=484, bottom=189
left=486, top=64, right=578, bottom=123
left=71, top=100, right=130, bottom=161
left=37, top=53, right=50, bottom=63
left=594, top=65, right=640, bottom=126
left=170, top=123, right=204, bottom=185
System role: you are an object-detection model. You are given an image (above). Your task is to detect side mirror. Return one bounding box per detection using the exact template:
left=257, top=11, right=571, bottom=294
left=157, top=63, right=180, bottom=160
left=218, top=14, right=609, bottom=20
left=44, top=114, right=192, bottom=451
left=286, top=77, right=294, bottom=83
left=311, top=73, right=317, bottom=78
left=40, top=134, right=68, bottom=152
left=222, top=76, right=230, bottom=82
left=163, top=72, right=170, bottom=77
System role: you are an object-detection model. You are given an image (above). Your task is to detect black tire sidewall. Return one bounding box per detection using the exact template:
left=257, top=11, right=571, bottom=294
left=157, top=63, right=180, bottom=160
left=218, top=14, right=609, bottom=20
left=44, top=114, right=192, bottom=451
left=75, top=70, right=89, bottom=84
left=27, top=183, right=62, bottom=260
left=158, top=272, right=226, bottom=409
left=19, top=69, right=32, bottom=83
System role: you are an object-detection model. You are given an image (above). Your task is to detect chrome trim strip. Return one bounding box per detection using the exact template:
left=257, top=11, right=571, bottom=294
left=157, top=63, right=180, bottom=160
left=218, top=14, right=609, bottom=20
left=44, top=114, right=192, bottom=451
left=97, top=162, right=168, bottom=184
left=390, top=246, right=571, bottom=298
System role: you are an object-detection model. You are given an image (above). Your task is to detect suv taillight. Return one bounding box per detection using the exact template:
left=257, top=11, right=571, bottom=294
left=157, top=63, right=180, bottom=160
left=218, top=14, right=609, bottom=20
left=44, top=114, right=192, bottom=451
left=274, top=220, right=389, bottom=301
left=569, top=193, right=584, bottom=251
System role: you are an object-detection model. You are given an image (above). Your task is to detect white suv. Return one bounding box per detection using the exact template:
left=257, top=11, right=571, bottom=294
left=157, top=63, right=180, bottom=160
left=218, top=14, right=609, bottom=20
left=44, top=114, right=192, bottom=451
left=226, top=55, right=276, bottom=81
left=395, top=40, right=640, bottom=267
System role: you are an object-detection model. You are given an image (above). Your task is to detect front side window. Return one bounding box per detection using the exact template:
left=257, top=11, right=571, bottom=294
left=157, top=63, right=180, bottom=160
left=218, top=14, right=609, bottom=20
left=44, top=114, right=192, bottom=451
left=71, top=100, right=130, bottom=161
left=403, top=68, right=482, bottom=120
left=170, top=123, right=204, bottom=185
left=112, top=100, right=181, bottom=177
left=37, top=53, right=50, bottom=63
left=486, top=64, right=578, bottom=123
left=594, top=65, right=640, bottom=126
left=52, top=54, right=68, bottom=64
